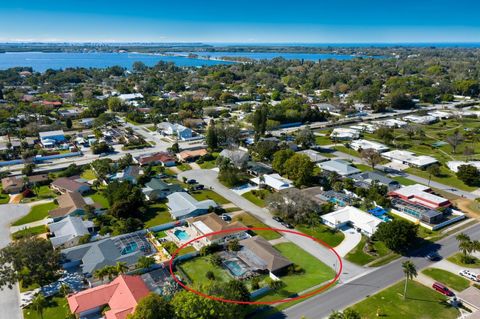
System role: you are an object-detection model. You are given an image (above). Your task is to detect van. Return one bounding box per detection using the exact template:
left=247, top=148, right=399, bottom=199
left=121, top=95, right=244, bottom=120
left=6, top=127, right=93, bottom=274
left=432, top=282, right=454, bottom=296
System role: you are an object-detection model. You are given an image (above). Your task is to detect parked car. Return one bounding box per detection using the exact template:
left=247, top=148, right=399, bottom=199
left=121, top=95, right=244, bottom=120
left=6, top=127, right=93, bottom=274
left=425, top=252, right=442, bottom=261
left=191, top=184, right=204, bottom=191
left=432, top=282, right=454, bottom=296
left=459, top=269, right=480, bottom=282
left=187, top=179, right=197, bottom=184
left=221, top=214, right=232, bottom=222
left=281, top=222, right=294, bottom=229
left=272, top=216, right=283, bottom=223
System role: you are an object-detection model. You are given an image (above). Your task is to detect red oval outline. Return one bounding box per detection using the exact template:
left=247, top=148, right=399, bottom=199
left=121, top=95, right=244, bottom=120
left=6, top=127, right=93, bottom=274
left=168, top=227, right=342, bottom=305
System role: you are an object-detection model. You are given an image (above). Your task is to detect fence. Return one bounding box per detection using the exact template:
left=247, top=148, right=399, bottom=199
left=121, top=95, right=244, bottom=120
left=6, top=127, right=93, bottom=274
left=149, top=220, right=185, bottom=232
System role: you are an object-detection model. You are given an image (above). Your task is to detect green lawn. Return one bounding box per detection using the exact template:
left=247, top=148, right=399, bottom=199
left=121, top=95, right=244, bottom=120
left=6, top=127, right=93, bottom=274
left=422, top=268, right=471, bottom=291
left=406, top=166, right=476, bottom=191
left=295, top=224, right=345, bottom=247
left=256, top=242, right=336, bottom=303
left=0, top=188, right=9, bottom=204
left=177, top=163, right=192, bottom=171
left=191, top=189, right=230, bottom=205
left=23, top=296, right=70, bottom=319
left=447, top=252, right=480, bottom=268
left=88, top=191, right=110, bottom=208
left=143, top=203, right=174, bottom=228
left=80, top=169, right=96, bottom=180
left=354, top=164, right=374, bottom=172
left=315, top=135, right=333, bottom=146
left=332, top=145, right=361, bottom=157
left=12, top=202, right=58, bottom=226
left=233, top=213, right=281, bottom=240
left=345, top=236, right=392, bottom=266
left=178, top=255, right=232, bottom=284
left=241, top=190, right=270, bottom=208
left=350, top=280, right=459, bottom=319
left=11, top=225, right=48, bottom=240
left=20, top=185, right=56, bottom=203
left=391, top=175, right=419, bottom=186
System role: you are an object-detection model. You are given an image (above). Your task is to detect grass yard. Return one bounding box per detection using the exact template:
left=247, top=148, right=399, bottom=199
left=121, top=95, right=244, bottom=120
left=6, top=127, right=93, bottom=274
left=345, top=236, right=391, bottom=266
left=354, top=163, right=374, bottom=172
left=241, top=190, right=270, bottom=208
left=177, top=163, right=192, bottom=171
left=406, top=166, right=476, bottom=191
left=88, top=191, right=110, bottom=208
left=256, top=242, right=336, bottom=303
left=232, top=212, right=281, bottom=240
left=23, top=295, right=70, bottom=319
left=0, top=188, right=9, bottom=204
left=350, top=280, right=459, bottom=319
left=11, top=225, right=48, bottom=240
left=80, top=169, right=96, bottom=180
left=315, top=135, right=333, bottom=146
left=191, top=189, right=230, bottom=205
left=447, top=252, right=480, bottom=268
left=295, top=224, right=345, bottom=247
left=391, top=175, right=420, bottom=186
left=12, top=202, right=58, bottom=226
left=332, top=145, right=361, bottom=157
left=142, top=203, right=173, bottom=228
left=178, top=255, right=232, bottom=284
left=422, top=268, right=471, bottom=292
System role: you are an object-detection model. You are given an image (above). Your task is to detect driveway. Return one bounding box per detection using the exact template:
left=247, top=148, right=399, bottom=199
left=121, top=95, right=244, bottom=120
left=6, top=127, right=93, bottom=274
left=335, top=227, right=362, bottom=257
left=0, top=204, right=31, bottom=319
left=178, top=169, right=366, bottom=282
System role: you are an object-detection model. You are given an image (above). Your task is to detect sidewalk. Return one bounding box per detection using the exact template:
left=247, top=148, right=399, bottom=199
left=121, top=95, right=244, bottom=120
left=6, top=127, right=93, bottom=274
left=10, top=218, right=52, bottom=233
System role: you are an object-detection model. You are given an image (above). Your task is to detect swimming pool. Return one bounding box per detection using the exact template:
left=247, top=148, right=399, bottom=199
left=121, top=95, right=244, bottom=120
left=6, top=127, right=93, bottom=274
left=174, top=229, right=190, bottom=241
left=329, top=198, right=346, bottom=206
left=224, top=259, right=247, bottom=277
left=121, top=242, right=138, bottom=254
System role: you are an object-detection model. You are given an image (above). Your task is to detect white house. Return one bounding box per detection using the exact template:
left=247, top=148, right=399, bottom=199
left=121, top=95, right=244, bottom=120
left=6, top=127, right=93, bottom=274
left=350, top=139, right=389, bottom=153
left=447, top=161, right=480, bottom=173
left=48, top=216, right=94, bottom=248
left=403, top=115, right=438, bottom=125
left=321, top=206, right=383, bottom=237
left=296, top=149, right=329, bottom=163
left=250, top=173, right=293, bottom=191
left=39, top=130, right=66, bottom=148
left=429, top=111, right=451, bottom=119
left=167, top=192, right=217, bottom=220
left=330, top=128, right=360, bottom=141
left=318, top=159, right=361, bottom=177
left=382, top=150, right=438, bottom=168
left=349, top=123, right=376, bottom=133
left=374, top=119, right=408, bottom=128
left=158, top=122, right=193, bottom=140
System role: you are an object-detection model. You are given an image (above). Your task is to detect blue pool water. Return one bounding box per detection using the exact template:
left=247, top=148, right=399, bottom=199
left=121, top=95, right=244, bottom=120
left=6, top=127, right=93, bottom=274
left=174, top=229, right=190, bottom=241
left=329, top=198, right=346, bottom=206
left=224, top=260, right=246, bottom=277
left=121, top=242, right=138, bottom=255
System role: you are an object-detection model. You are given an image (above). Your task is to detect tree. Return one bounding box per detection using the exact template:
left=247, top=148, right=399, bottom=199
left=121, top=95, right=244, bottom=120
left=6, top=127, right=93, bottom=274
left=0, top=237, right=60, bottom=290
left=116, top=262, right=128, bottom=274
left=374, top=219, right=418, bottom=253
left=22, top=163, right=35, bottom=176
left=132, top=61, right=148, bottom=73
left=455, top=233, right=480, bottom=263
left=375, top=126, right=394, bottom=145
left=227, top=239, right=241, bottom=252
left=284, top=154, right=315, bottom=187
left=402, top=260, right=417, bottom=299
left=169, top=142, right=180, bottom=154
left=266, top=188, right=321, bottom=225
left=295, top=127, right=315, bottom=148
left=65, top=118, right=73, bottom=129
left=117, top=153, right=133, bottom=170
left=129, top=293, right=173, bottom=319
left=388, top=92, right=415, bottom=110
left=252, top=104, right=268, bottom=140
left=446, top=131, right=464, bottom=154
left=105, top=180, right=146, bottom=219
left=426, top=164, right=441, bottom=186
left=30, top=293, right=48, bottom=319
left=272, top=149, right=294, bottom=175
left=137, top=256, right=156, bottom=270
left=205, top=119, right=218, bottom=150
left=329, top=309, right=361, bottom=319
left=456, top=164, right=480, bottom=186
left=360, top=149, right=382, bottom=170
left=107, top=97, right=124, bottom=112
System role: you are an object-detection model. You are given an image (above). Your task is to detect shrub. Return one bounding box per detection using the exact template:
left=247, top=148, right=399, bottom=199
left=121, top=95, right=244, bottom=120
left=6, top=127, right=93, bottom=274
left=251, top=277, right=261, bottom=290
left=206, top=271, right=215, bottom=280
left=210, top=254, right=223, bottom=267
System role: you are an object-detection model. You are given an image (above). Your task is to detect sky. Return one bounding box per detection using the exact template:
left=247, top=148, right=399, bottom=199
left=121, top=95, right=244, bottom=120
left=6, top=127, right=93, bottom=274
left=1, top=0, right=480, bottom=43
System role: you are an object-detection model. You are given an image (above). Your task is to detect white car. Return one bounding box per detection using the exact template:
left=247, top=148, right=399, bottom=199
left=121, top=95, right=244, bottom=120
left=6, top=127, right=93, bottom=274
left=458, top=269, right=480, bottom=282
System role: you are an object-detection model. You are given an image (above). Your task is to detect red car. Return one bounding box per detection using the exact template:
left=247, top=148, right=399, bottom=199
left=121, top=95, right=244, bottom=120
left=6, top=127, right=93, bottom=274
left=432, top=282, right=454, bottom=296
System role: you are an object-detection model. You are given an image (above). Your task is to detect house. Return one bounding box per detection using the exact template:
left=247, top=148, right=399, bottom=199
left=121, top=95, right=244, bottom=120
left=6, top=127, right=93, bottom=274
left=42, top=100, right=63, bottom=107
left=186, top=213, right=248, bottom=246
left=219, top=149, right=249, bottom=168
left=49, top=191, right=98, bottom=219
left=388, top=184, right=451, bottom=210
left=296, top=149, right=329, bottom=163
left=447, top=161, right=480, bottom=173
left=250, top=173, right=293, bottom=192
left=350, top=139, right=389, bottom=153
left=321, top=206, right=384, bottom=237
left=67, top=275, right=150, bottom=319
left=238, top=236, right=292, bottom=275
left=246, top=161, right=274, bottom=176
left=330, top=128, right=360, bottom=141
left=80, top=118, right=95, bottom=128
left=381, top=150, right=438, bottom=168
left=39, top=130, right=66, bottom=148
left=457, top=286, right=480, bottom=313
left=429, top=111, right=452, bottom=119
left=142, top=177, right=184, bottom=201
left=373, top=119, right=408, bottom=128
left=177, top=149, right=208, bottom=162
left=1, top=174, right=49, bottom=194
left=403, top=115, right=438, bottom=125
left=51, top=177, right=91, bottom=194
left=159, top=122, right=193, bottom=140
left=61, top=232, right=153, bottom=275
left=166, top=192, right=217, bottom=220
left=350, top=171, right=400, bottom=191
left=135, top=152, right=176, bottom=167
left=48, top=216, right=94, bottom=248
left=109, top=166, right=143, bottom=184
left=318, top=159, right=361, bottom=177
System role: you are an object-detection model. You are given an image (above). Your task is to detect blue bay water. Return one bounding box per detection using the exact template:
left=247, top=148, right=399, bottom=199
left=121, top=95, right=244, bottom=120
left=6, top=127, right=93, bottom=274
left=174, top=51, right=369, bottom=61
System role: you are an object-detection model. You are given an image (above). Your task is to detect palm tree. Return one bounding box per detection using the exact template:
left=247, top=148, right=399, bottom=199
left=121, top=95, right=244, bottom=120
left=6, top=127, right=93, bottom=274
left=59, top=283, right=71, bottom=297
left=30, top=293, right=48, bottom=319
left=115, top=262, right=128, bottom=274
left=456, top=233, right=472, bottom=257
left=456, top=233, right=470, bottom=243
left=94, top=268, right=107, bottom=282
left=402, top=260, right=417, bottom=300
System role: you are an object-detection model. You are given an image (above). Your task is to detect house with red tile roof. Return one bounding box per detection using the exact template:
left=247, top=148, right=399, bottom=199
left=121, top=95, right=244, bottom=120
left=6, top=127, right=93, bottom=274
left=134, top=152, right=176, bottom=167
left=67, top=275, right=150, bottom=319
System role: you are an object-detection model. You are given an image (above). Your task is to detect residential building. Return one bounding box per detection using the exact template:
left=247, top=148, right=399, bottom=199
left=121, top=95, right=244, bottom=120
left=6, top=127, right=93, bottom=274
left=447, top=161, right=480, bottom=173
left=373, top=119, right=407, bottom=128
left=250, top=173, right=293, bottom=192
left=350, top=171, right=401, bottom=191
left=159, top=122, right=193, bottom=140
left=67, top=275, right=150, bottom=319
left=318, top=159, right=361, bottom=177
left=388, top=184, right=451, bottom=210
left=403, top=115, right=438, bottom=125
left=330, top=128, right=360, bottom=141
left=238, top=236, right=292, bottom=275
left=186, top=213, right=248, bottom=246
left=381, top=150, right=438, bottom=168
left=166, top=192, right=217, bottom=219
left=321, top=206, right=384, bottom=237
left=219, top=149, right=249, bottom=168
left=429, top=111, right=452, bottom=119
left=142, top=177, right=184, bottom=201
left=350, top=139, right=389, bottom=153
left=62, top=232, right=153, bottom=275
left=51, top=177, right=91, bottom=194
left=49, top=191, right=99, bottom=219
left=296, top=149, right=329, bottom=163
left=48, top=216, right=94, bottom=248
left=109, top=166, right=143, bottom=184
left=135, top=152, right=176, bottom=167
left=1, top=174, right=49, bottom=194
left=177, top=149, right=208, bottom=162
left=246, top=161, right=274, bottom=176
left=39, top=130, right=66, bottom=147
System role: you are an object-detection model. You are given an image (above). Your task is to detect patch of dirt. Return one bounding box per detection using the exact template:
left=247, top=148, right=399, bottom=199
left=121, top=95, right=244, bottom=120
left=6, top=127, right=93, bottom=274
left=454, top=198, right=480, bottom=218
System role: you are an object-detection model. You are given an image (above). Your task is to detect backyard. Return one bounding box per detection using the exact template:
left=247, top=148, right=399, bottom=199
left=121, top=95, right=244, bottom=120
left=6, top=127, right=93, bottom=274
left=295, top=224, right=345, bottom=247
left=190, top=189, right=230, bottom=205
left=20, top=185, right=56, bottom=203
left=232, top=213, right=281, bottom=240
left=11, top=225, right=48, bottom=240
left=241, top=189, right=270, bottom=208
left=23, top=295, right=70, bottom=319
left=12, top=202, right=58, bottom=226
left=350, top=280, right=459, bottom=319
left=143, top=203, right=174, bottom=228
left=0, top=187, right=9, bottom=204
left=422, top=268, right=471, bottom=291
left=87, top=191, right=110, bottom=208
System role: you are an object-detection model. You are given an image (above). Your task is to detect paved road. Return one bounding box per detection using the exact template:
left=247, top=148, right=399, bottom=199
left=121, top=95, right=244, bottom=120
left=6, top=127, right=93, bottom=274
left=178, top=169, right=367, bottom=282
left=270, top=222, right=480, bottom=319
left=0, top=204, right=30, bottom=319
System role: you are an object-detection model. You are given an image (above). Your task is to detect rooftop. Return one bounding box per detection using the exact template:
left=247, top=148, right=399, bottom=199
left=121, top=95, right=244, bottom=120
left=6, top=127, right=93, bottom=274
left=167, top=192, right=217, bottom=219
